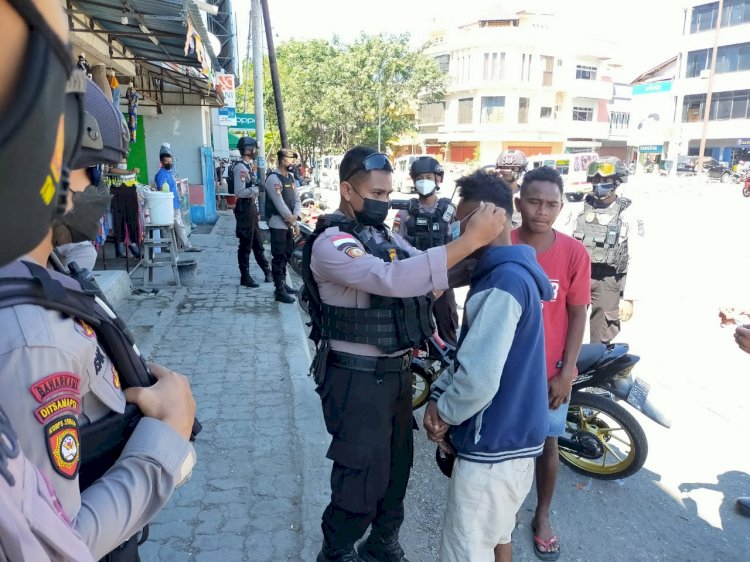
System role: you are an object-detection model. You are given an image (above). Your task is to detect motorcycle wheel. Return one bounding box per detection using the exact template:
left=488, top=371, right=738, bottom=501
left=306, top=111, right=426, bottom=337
left=559, top=392, right=648, bottom=480
left=298, top=286, right=310, bottom=315
left=289, top=255, right=302, bottom=277
left=412, top=372, right=430, bottom=410
left=743, top=186, right=750, bottom=197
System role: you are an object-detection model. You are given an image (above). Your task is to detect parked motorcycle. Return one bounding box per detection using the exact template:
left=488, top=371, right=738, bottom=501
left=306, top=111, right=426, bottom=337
left=413, top=341, right=670, bottom=480
left=411, top=333, right=455, bottom=410
left=742, top=173, right=750, bottom=197
left=289, top=221, right=314, bottom=279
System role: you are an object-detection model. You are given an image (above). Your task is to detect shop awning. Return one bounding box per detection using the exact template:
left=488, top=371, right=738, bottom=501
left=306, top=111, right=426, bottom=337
left=68, top=0, right=227, bottom=106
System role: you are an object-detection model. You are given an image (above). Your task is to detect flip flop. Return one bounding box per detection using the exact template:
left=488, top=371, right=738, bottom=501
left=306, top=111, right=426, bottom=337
left=533, top=534, right=561, bottom=561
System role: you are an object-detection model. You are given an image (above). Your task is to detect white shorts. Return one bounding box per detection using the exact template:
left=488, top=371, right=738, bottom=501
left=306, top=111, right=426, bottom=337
left=440, top=456, right=534, bottom=562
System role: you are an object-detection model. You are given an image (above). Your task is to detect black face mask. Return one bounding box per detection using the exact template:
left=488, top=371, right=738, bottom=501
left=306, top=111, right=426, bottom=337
left=163, top=163, right=173, bottom=171
left=0, top=1, right=82, bottom=266
left=350, top=185, right=389, bottom=227
left=286, top=164, right=295, bottom=173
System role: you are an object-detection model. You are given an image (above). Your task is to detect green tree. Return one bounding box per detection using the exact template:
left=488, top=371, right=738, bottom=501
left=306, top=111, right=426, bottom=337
left=235, top=33, right=446, bottom=160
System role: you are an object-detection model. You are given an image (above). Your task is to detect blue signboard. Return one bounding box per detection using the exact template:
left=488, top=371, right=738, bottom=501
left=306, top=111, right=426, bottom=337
left=632, top=81, right=673, bottom=95
left=738, top=138, right=750, bottom=147
left=639, top=145, right=663, bottom=153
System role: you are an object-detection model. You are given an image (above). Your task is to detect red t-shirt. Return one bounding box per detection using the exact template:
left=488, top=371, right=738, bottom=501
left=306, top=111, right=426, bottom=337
left=512, top=229, right=591, bottom=379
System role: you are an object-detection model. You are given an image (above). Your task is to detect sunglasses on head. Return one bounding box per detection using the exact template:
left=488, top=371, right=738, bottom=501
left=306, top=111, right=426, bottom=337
left=343, top=152, right=393, bottom=181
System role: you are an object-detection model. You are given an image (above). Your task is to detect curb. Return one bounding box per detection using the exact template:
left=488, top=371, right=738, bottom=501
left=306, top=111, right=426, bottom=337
left=280, top=293, right=331, bottom=559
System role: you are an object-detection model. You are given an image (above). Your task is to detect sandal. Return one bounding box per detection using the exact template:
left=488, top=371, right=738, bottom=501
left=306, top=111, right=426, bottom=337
left=532, top=534, right=560, bottom=561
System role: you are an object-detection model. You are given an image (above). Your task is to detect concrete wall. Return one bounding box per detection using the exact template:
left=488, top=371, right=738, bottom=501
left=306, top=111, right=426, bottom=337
left=143, top=106, right=209, bottom=186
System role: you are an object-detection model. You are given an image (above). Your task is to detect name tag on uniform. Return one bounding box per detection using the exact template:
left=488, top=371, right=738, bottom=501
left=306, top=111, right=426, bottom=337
left=416, top=217, right=428, bottom=226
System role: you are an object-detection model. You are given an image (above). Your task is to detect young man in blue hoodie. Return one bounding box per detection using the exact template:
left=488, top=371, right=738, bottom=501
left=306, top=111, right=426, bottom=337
left=424, top=169, right=553, bottom=562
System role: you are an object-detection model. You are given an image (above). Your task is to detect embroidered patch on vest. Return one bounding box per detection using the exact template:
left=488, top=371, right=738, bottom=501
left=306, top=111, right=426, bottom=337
left=30, top=372, right=81, bottom=403
left=34, top=395, right=81, bottom=424
left=45, top=415, right=80, bottom=479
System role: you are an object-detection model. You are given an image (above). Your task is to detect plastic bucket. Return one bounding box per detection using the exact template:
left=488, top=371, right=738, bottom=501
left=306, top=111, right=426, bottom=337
left=145, top=191, right=174, bottom=225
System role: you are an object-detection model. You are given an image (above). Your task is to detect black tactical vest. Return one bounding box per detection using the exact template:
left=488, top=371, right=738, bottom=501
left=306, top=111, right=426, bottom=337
left=265, top=171, right=297, bottom=219
left=573, top=195, right=631, bottom=273
left=301, top=214, right=435, bottom=353
left=403, top=197, right=453, bottom=250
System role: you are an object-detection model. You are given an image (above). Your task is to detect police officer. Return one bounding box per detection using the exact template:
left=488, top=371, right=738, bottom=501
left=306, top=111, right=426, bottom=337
left=571, top=157, right=642, bottom=344
left=496, top=149, right=527, bottom=227
left=302, top=146, right=506, bottom=562
left=232, top=136, right=272, bottom=287
left=0, top=3, right=197, bottom=559
left=392, top=156, right=458, bottom=346
left=264, top=148, right=302, bottom=303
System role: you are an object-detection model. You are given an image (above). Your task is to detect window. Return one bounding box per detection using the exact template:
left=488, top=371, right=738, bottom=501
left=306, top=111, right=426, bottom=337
left=518, top=97, right=529, bottom=124
left=480, top=96, right=505, bottom=124
left=540, top=106, right=552, bottom=118
left=435, top=54, right=450, bottom=73
left=420, top=102, right=445, bottom=124
left=541, top=55, right=554, bottom=86
left=458, top=97, right=474, bottom=124
left=716, top=42, right=750, bottom=73
left=686, top=48, right=710, bottom=77
left=691, top=2, right=719, bottom=33
left=721, top=0, right=750, bottom=27
left=453, top=54, right=471, bottom=83
left=609, top=111, right=631, bottom=130
left=575, top=65, right=597, bottom=80
left=572, top=106, right=593, bottom=121
left=483, top=52, right=506, bottom=80
left=682, top=89, right=750, bottom=121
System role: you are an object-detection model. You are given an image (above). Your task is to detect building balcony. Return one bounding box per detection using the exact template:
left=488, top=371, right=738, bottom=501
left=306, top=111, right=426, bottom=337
left=565, top=79, right=614, bottom=101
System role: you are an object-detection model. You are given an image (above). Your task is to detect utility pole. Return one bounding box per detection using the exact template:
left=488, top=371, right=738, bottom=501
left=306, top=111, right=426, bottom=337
left=260, top=0, right=288, bottom=148
left=251, top=0, right=266, bottom=215
left=697, top=0, right=723, bottom=172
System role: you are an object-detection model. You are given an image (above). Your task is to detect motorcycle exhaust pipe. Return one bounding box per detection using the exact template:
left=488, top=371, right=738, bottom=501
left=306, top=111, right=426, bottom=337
left=602, top=378, right=672, bottom=429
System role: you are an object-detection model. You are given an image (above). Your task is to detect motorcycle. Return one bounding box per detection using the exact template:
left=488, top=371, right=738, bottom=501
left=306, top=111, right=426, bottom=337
left=742, top=173, right=750, bottom=197
left=411, top=333, right=455, bottom=410
left=413, top=341, right=670, bottom=480
left=289, top=221, right=314, bottom=279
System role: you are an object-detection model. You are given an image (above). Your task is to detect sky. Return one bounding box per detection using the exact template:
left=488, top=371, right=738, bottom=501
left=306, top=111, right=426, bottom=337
left=232, top=0, right=686, bottom=81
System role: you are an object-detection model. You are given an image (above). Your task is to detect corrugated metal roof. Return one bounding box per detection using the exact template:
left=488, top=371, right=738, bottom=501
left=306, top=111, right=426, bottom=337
left=69, top=0, right=220, bottom=70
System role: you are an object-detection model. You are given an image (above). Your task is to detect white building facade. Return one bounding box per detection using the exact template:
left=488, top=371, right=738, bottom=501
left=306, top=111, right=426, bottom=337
left=670, top=0, right=750, bottom=165
left=413, top=11, right=625, bottom=164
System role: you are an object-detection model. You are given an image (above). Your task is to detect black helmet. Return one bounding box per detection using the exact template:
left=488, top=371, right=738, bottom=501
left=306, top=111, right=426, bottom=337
left=72, top=79, right=129, bottom=169
left=410, top=156, right=443, bottom=179
left=237, top=136, right=258, bottom=153
left=300, top=190, right=316, bottom=207
left=586, top=157, right=629, bottom=185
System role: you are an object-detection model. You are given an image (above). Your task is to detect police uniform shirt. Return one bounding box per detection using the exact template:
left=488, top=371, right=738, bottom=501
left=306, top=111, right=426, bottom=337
left=310, top=211, right=449, bottom=357
left=233, top=160, right=258, bottom=199
left=555, top=198, right=644, bottom=301
left=0, top=259, right=196, bottom=560
left=264, top=170, right=301, bottom=229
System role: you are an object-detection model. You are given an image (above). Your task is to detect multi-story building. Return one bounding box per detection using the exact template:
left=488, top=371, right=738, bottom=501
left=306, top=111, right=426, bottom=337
left=411, top=9, right=623, bottom=164
left=670, top=0, right=750, bottom=165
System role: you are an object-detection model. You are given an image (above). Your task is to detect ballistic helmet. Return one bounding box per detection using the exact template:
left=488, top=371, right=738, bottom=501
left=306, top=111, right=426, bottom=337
left=237, top=136, right=258, bottom=154
left=409, top=156, right=444, bottom=179
left=72, top=79, right=129, bottom=169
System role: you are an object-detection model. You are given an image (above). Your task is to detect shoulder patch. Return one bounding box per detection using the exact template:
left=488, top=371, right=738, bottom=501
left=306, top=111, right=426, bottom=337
left=330, top=234, right=358, bottom=248
left=45, top=414, right=80, bottom=479
left=112, top=366, right=121, bottom=389
left=30, top=372, right=81, bottom=403
left=34, top=394, right=81, bottom=424
left=345, top=246, right=366, bottom=259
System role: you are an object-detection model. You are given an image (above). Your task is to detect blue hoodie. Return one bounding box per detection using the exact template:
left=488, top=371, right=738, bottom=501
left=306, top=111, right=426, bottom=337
left=430, top=245, right=553, bottom=463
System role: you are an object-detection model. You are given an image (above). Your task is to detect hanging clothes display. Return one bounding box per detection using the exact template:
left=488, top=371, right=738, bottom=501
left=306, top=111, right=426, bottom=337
left=106, top=173, right=142, bottom=247
left=126, top=85, right=139, bottom=144
left=109, top=71, right=120, bottom=109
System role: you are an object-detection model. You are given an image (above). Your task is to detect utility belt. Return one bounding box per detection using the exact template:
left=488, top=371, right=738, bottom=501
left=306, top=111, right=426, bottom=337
left=591, top=263, right=622, bottom=279
left=328, top=350, right=412, bottom=373
left=98, top=528, right=148, bottom=562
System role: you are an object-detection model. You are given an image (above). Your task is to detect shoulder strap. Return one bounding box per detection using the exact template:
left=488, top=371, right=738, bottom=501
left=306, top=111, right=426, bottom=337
left=617, top=196, right=632, bottom=212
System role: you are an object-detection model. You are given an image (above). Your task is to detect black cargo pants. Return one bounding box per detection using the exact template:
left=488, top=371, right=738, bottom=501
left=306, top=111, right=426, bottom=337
left=269, top=226, right=293, bottom=286
left=234, top=199, right=269, bottom=277
left=590, top=266, right=627, bottom=344
left=317, top=353, right=413, bottom=551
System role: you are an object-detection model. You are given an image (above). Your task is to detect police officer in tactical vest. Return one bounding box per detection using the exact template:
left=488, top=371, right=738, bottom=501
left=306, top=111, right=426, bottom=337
left=393, top=156, right=459, bottom=346
left=232, top=136, right=272, bottom=287
left=302, top=146, right=507, bottom=562
left=572, top=157, right=640, bottom=344
left=0, top=4, right=197, bottom=558
left=264, top=148, right=302, bottom=303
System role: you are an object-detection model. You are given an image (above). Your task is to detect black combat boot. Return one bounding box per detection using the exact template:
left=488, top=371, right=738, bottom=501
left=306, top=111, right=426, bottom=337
left=284, top=282, right=298, bottom=294
left=263, top=269, right=273, bottom=283
left=240, top=270, right=259, bottom=288
left=316, top=546, right=365, bottom=562
left=274, top=282, right=295, bottom=303
left=357, top=531, right=409, bottom=562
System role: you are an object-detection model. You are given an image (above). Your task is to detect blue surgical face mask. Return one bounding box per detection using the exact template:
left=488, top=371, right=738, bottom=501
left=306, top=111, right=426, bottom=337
left=449, top=205, right=480, bottom=240
left=592, top=183, right=616, bottom=199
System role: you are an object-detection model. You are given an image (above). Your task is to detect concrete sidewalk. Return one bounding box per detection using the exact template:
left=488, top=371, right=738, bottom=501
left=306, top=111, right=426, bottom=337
left=115, top=213, right=330, bottom=561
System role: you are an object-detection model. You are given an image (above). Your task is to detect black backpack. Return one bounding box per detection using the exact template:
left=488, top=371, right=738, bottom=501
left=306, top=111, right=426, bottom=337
left=0, top=262, right=201, bottom=491
left=227, top=161, right=238, bottom=194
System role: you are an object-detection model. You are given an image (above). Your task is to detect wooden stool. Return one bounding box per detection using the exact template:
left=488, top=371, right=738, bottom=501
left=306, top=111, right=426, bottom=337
left=142, top=223, right=180, bottom=288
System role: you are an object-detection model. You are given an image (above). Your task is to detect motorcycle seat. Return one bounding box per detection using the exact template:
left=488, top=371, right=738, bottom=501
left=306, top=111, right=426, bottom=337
left=576, top=343, right=608, bottom=373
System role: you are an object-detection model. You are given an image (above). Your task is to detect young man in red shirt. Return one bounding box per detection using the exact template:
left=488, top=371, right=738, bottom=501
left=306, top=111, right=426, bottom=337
left=497, top=166, right=590, bottom=561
